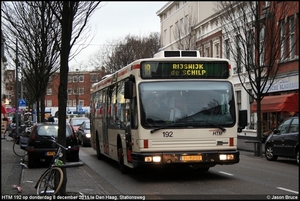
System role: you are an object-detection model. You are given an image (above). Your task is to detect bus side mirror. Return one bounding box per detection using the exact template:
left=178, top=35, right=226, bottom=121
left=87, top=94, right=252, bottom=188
left=238, top=110, right=247, bottom=132
left=124, top=81, right=133, bottom=99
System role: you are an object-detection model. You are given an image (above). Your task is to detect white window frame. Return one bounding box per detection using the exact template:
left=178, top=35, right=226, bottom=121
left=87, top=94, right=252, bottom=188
left=289, top=16, right=295, bottom=59
left=47, top=88, right=52, bottom=95
left=73, top=76, right=78, bottom=82
left=79, top=100, right=84, bottom=106
left=259, top=27, right=265, bottom=66
left=225, top=39, right=230, bottom=60
left=67, top=100, right=72, bottom=107
left=213, top=41, right=220, bottom=58
left=79, top=75, right=84, bottom=82
left=79, top=87, right=84, bottom=95
left=67, top=88, right=72, bottom=95
left=280, top=20, right=286, bottom=60
left=204, top=43, right=210, bottom=57
left=46, top=100, right=52, bottom=107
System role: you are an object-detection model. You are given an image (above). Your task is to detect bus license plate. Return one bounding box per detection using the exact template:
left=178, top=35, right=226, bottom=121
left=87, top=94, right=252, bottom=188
left=181, top=155, right=202, bottom=161
left=46, top=152, right=56, bottom=156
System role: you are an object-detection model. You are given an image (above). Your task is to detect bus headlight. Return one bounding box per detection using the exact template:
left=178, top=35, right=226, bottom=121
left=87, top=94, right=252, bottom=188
left=144, top=156, right=161, bottom=163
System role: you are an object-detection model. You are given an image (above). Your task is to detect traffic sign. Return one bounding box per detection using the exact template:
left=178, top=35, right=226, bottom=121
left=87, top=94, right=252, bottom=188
left=18, top=99, right=26, bottom=108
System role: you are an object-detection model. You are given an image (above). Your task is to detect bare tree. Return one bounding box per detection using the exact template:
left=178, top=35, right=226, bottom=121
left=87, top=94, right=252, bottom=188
left=216, top=1, right=298, bottom=156
left=173, top=12, right=197, bottom=50
left=48, top=1, right=100, bottom=195
left=90, top=33, right=161, bottom=73
left=1, top=1, right=61, bottom=122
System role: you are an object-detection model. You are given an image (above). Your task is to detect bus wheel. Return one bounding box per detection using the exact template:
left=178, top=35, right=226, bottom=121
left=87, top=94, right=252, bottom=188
left=118, top=147, right=129, bottom=174
left=96, top=134, right=103, bottom=160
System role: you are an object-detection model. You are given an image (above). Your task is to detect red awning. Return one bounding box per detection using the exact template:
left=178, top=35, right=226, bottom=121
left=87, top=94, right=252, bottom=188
left=251, top=93, right=299, bottom=113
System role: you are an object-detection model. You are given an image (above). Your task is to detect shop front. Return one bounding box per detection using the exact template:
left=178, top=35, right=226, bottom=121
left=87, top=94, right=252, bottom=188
left=251, top=93, right=298, bottom=132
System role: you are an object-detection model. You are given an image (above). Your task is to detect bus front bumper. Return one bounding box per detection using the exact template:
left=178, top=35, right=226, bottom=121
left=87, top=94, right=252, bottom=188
left=131, top=150, right=239, bottom=168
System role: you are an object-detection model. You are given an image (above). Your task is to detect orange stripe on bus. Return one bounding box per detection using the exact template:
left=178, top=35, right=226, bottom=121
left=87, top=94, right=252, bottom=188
left=144, top=140, right=148, bottom=148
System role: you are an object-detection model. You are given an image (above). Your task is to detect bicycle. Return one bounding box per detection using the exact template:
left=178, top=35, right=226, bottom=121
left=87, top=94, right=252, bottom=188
left=35, top=136, right=84, bottom=195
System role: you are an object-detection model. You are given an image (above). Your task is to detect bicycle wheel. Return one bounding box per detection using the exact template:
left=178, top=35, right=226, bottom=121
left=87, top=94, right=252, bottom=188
left=36, top=167, right=64, bottom=195
left=13, top=139, right=27, bottom=157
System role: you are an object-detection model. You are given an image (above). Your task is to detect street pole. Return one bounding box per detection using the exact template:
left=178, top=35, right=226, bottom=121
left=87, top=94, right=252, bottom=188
left=15, top=40, right=19, bottom=134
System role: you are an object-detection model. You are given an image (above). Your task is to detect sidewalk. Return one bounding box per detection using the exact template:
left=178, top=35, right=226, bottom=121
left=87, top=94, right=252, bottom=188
left=1, top=138, right=120, bottom=196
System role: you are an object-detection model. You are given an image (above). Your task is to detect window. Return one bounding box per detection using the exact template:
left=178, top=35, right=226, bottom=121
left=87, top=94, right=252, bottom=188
left=90, top=73, right=99, bottom=82
left=79, top=100, right=84, bottom=106
left=72, top=100, right=77, bottom=107
left=79, top=75, right=84, bottom=82
left=289, top=16, right=295, bottom=59
left=68, top=76, right=72, bottom=83
left=236, top=35, right=242, bottom=73
left=246, top=30, right=254, bottom=71
left=67, top=88, right=72, bottom=95
left=47, top=88, right=52, bottom=95
left=180, top=18, right=184, bottom=30
left=73, top=88, right=78, bottom=95
left=174, top=22, right=178, bottom=39
left=73, top=76, right=78, bottom=82
left=204, top=44, right=210, bottom=57
left=79, top=87, right=84, bottom=95
left=259, top=27, right=265, bottom=66
left=225, top=39, right=230, bottom=60
left=67, top=100, right=72, bottom=107
left=46, top=100, right=52, bottom=107
left=213, top=42, right=220, bottom=58
left=280, top=20, right=286, bottom=60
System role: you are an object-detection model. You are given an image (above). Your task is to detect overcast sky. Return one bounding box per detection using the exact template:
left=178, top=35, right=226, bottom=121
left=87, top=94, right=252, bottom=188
left=69, top=1, right=168, bottom=69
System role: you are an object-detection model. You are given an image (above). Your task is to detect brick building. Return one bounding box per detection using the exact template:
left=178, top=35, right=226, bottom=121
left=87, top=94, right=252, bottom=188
left=45, top=70, right=105, bottom=117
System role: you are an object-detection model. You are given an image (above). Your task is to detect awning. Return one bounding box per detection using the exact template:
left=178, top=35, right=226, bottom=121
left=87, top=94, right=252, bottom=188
left=251, top=93, right=298, bottom=113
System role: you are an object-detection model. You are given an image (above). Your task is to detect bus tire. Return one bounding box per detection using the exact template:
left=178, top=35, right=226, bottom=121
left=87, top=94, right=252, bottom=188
left=118, top=147, right=129, bottom=174
left=96, top=134, right=103, bottom=160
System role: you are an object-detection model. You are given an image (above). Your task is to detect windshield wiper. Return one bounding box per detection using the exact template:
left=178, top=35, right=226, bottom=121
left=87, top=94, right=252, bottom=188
left=178, top=119, right=226, bottom=132
left=150, top=122, right=193, bottom=134
left=206, top=121, right=226, bottom=132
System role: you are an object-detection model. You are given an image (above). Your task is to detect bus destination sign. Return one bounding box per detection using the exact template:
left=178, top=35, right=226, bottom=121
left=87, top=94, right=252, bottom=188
left=140, top=61, right=229, bottom=79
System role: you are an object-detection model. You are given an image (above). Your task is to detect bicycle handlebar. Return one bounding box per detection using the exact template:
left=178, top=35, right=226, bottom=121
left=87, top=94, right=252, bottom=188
left=46, top=136, right=71, bottom=151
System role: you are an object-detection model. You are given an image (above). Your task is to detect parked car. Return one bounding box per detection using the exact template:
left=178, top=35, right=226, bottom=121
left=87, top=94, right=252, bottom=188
left=69, top=117, right=89, bottom=133
left=26, top=121, right=80, bottom=168
left=76, top=120, right=91, bottom=147
left=264, top=116, right=299, bottom=165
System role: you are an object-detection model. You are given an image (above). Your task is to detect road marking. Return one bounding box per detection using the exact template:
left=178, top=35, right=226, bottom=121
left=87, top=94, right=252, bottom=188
left=218, top=171, right=234, bottom=176
left=277, top=187, right=298, bottom=194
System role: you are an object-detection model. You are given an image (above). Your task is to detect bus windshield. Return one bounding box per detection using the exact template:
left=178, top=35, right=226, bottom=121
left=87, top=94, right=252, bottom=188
left=139, top=81, right=235, bottom=128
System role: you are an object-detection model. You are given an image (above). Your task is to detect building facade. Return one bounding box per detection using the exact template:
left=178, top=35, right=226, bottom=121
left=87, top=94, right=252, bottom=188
left=45, top=70, right=105, bottom=117
left=157, top=1, right=299, bottom=131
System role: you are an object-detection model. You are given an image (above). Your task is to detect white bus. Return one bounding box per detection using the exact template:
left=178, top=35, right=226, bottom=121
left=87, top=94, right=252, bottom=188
left=90, top=50, right=247, bottom=173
